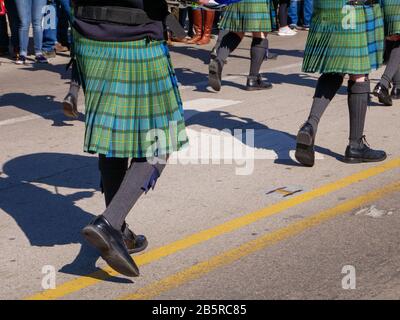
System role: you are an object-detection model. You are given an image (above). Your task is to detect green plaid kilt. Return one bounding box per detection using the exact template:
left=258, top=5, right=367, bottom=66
left=219, top=0, right=272, bottom=32
left=73, top=31, right=188, bottom=158
left=302, top=1, right=384, bottom=74
left=382, top=0, right=400, bottom=35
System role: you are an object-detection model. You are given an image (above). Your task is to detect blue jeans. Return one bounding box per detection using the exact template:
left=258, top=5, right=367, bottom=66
left=288, top=0, right=313, bottom=27
left=42, top=0, right=71, bottom=52
left=15, top=0, right=47, bottom=56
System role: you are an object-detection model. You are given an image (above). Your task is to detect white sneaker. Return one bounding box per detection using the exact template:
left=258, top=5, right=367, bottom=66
left=278, top=26, right=297, bottom=36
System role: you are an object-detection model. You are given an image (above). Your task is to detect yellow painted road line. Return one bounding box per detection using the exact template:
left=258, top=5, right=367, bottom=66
left=26, top=158, right=400, bottom=300
left=120, top=181, right=400, bottom=300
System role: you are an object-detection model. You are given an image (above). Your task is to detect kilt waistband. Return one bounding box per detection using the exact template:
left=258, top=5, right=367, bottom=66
left=347, top=0, right=379, bottom=6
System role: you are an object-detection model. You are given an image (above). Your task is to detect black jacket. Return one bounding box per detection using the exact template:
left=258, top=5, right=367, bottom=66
left=73, top=0, right=169, bottom=42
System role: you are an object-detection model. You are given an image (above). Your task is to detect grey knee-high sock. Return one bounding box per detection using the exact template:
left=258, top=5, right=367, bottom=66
left=103, top=160, right=166, bottom=231
left=307, top=73, right=344, bottom=132
left=392, top=67, right=400, bottom=89
left=213, top=29, right=229, bottom=53
left=348, top=80, right=370, bottom=147
left=249, top=38, right=268, bottom=77
left=381, top=41, right=400, bottom=89
left=216, top=32, right=242, bottom=64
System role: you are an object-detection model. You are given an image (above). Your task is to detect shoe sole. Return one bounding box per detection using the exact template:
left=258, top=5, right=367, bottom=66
left=128, top=238, right=149, bottom=255
left=82, top=225, right=140, bottom=277
left=343, top=154, right=387, bottom=164
left=295, top=131, right=315, bottom=167
left=209, top=60, right=222, bottom=91
left=63, top=100, right=79, bottom=119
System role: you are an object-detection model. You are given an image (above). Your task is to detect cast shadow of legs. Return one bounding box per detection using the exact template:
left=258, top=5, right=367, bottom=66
left=0, top=93, right=83, bottom=126
left=0, top=153, right=132, bottom=283
left=185, top=110, right=343, bottom=165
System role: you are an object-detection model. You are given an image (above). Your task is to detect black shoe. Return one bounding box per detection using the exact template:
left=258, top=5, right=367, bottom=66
left=246, top=74, right=273, bottom=91
left=82, top=216, right=140, bottom=277
left=209, top=58, right=223, bottom=91
left=295, top=122, right=315, bottom=167
left=343, top=136, right=387, bottom=164
left=122, top=224, right=148, bottom=254
left=391, top=87, right=400, bottom=100
left=35, top=54, right=49, bottom=64
left=373, top=83, right=393, bottom=106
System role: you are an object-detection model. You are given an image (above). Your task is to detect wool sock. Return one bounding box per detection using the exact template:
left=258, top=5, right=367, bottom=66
left=348, top=80, right=370, bottom=147
left=307, top=73, right=344, bottom=132
left=216, top=32, right=242, bottom=65
left=249, top=37, right=269, bottom=77
left=380, top=41, right=400, bottom=89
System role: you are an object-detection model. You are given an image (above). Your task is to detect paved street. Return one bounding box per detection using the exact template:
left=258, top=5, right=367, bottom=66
left=0, top=31, right=399, bottom=300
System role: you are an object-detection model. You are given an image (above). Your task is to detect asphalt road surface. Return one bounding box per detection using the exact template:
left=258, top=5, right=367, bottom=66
left=0, top=31, right=399, bottom=300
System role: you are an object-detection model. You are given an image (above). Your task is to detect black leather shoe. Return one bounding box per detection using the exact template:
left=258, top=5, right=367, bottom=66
left=122, top=224, right=148, bottom=254
left=373, top=83, right=393, bottom=106
left=343, top=137, right=387, bottom=164
left=246, top=74, right=273, bottom=91
left=295, top=122, right=315, bottom=167
left=82, top=216, right=139, bottom=277
left=209, top=59, right=223, bottom=91
left=391, top=87, right=400, bottom=100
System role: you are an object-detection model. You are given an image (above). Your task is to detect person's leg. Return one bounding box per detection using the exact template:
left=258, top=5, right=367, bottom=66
left=187, top=8, right=203, bottom=44
left=15, top=0, right=31, bottom=58
left=56, top=0, right=70, bottom=49
left=391, top=66, right=400, bottom=99
left=209, top=31, right=243, bottom=91
left=306, top=73, right=344, bottom=133
left=303, top=0, right=313, bottom=28
left=178, top=8, right=188, bottom=29
left=42, top=0, right=57, bottom=57
left=197, top=9, right=215, bottom=45
left=4, top=0, right=20, bottom=54
left=102, top=159, right=166, bottom=231
left=247, top=32, right=273, bottom=90
left=0, top=14, right=9, bottom=53
left=278, top=0, right=296, bottom=36
left=31, top=0, right=47, bottom=57
left=295, top=73, right=344, bottom=167
left=344, top=75, right=386, bottom=163
left=373, top=40, right=400, bottom=106
left=288, top=0, right=299, bottom=28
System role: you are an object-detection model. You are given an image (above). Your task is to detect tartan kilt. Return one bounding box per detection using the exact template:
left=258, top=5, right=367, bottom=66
left=302, top=3, right=385, bottom=74
left=73, top=31, right=188, bottom=159
left=219, top=0, right=272, bottom=32
left=382, top=0, right=400, bottom=36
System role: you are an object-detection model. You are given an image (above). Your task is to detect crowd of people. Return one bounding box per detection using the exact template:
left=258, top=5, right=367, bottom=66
left=0, top=0, right=314, bottom=63
left=0, top=0, right=399, bottom=278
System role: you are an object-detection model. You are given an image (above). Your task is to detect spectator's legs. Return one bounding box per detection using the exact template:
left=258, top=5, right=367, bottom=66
left=5, top=0, right=20, bottom=54
left=288, top=0, right=299, bottom=28
left=15, top=0, right=31, bottom=57
left=57, top=0, right=70, bottom=49
left=303, top=0, right=313, bottom=28
left=42, top=1, right=57, bottom=55
left=31, top=0, right=47, bottom=56
left=0, top=14, right=9, bottom=53
left=278, top=0, right=297, bottom=36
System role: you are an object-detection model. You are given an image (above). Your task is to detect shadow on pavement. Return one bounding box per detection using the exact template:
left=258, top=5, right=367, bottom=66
left=185, top=110, right=343, bottom=165
left=0, top=152, right=132, bottom=283
left=0, top=92, right=83, bottom=126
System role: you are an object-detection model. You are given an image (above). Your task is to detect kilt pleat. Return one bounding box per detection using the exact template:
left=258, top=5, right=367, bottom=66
left=303, top=1, right=384, bottom=74
left=73, top=31, right=188, bottom=158
left=219, top=0, right=272, bottom=32
left=382, top=0, right=400, bottom=36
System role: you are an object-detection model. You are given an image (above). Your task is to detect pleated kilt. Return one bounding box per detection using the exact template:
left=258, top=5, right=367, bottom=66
left=219, top=0, right=272, bottom=32
left=382, top=0, right=400, bottom=36
left=302, top=1, right=384, bottom=74
left=73, top=30, right=188, bottom=159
